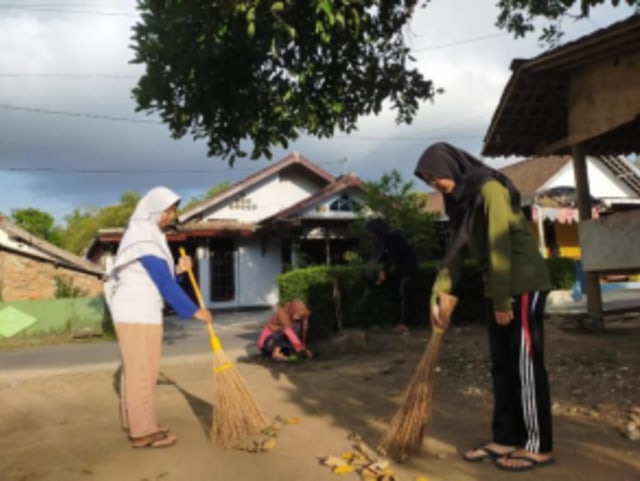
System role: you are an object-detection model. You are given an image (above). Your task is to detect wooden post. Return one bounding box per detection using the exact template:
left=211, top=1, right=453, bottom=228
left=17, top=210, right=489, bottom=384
left=571, top=143, right=603, bottom=323
left=324, top=226, right=331, bottom=265
left=535, top=206, right=547, bottom=258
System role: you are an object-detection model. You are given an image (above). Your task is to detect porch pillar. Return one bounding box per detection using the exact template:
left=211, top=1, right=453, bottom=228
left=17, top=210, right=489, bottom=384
left=196, top=245, right=210, bottom=307
left=535, top=206, right=547, bottom=258
left=571, top=143, right=603, bottom=322
left=324, top=227, right=331, bottom=265
left=291, top=230, right=299, bottom=268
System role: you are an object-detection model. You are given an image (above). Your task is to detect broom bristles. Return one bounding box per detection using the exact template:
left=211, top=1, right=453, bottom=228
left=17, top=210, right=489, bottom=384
left=211, top=349, right=270, bottom=448
left=377, top=331, right=444, bottom=459
left=377, top=293, right=458, bottom=460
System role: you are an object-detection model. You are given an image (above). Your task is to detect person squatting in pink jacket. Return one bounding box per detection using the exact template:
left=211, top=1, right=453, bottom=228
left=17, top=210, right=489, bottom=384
left=257, top=300, right=313, bottom=360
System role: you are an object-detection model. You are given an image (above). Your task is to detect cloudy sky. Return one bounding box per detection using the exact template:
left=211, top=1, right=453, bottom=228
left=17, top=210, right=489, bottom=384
left=0, top=1, right=635, bottom=223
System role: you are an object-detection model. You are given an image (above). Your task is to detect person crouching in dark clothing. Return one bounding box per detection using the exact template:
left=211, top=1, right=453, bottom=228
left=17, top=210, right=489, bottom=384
left=365, top=218, right=418, bottom=333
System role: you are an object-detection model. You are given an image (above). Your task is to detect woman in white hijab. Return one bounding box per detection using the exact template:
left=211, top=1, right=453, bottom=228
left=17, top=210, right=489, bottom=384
left=107, top=186, right=212, bottom=449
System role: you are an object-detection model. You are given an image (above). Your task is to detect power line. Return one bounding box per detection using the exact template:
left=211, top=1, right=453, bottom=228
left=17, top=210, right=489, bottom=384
left=0, top=103, right=161, bottom=125
left=335, top=133, right=481, bottom=141
left=0, top=103, right=483, bottom=141
left=0, top=73, right=138, bottom=79
left=0, top=160, right=354, bottom=174
left=0, top=166, right=256, bottom=174
left=0, top=4, right=137, bottom=17
left=411, top=32, right=508, bottom=53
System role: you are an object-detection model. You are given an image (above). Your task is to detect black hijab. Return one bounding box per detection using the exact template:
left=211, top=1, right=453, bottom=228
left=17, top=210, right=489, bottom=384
left=414, top=142, right=521, bottom=269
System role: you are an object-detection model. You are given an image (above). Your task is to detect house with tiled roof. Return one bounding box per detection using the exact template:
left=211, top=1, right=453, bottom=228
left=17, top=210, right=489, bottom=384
left=423, top=154, right=640, bottom=259
left=86, top=153, right=366, bottom=310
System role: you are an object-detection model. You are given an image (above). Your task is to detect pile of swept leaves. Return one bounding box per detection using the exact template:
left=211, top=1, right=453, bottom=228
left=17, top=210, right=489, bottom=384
left=319, top=432, right=428, bottom=481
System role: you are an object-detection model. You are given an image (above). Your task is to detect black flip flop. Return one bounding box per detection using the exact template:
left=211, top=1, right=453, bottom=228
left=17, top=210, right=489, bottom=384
left=463, top=445, right=515, bottom=463
left=495, top=453, right=555, bottom=471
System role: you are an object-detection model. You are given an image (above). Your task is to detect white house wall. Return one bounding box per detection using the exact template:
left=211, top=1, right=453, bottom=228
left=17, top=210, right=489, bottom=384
left=544, top=156, right=636, bottom=198
left=203, top=172, right=324, bottom=222
left=236, top=237, right=280, bottom=307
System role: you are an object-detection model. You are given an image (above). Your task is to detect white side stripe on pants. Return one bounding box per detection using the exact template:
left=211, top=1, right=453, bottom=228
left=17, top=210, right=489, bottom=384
left=520, top=291, right=540, bottom=452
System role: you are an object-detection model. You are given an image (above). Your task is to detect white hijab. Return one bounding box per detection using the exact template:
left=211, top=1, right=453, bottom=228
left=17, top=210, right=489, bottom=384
left=111, top=186, right=180, bottom=278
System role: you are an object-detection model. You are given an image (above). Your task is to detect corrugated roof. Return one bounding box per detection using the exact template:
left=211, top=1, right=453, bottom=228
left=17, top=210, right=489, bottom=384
left=598, top=155, right=640, bottom=196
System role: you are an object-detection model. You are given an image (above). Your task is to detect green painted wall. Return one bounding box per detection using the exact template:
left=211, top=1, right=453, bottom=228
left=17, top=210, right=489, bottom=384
left=0, top=296, right=107, bottom=338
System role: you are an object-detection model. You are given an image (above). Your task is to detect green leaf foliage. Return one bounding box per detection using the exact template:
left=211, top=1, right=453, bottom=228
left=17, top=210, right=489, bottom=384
left=61, top=192, right=140, bottom=255
left=354, top=169, right=441, bottom=262
left=495, top=0, right=639, bottom=45
left=131, top=0, right=434, bottom=163
left=10, top=208, right=64, bottom=247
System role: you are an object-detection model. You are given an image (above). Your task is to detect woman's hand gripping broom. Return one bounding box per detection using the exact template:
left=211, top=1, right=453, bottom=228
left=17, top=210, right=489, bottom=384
left=377, top=292, right=458, bottom=461
left=178, top=247, right=269, bottom=448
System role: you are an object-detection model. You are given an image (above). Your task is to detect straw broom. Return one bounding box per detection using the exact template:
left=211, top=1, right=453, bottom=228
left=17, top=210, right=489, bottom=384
left=179, top=248, right=270, bottom=448
left=377, top=292, right=458, bottom=461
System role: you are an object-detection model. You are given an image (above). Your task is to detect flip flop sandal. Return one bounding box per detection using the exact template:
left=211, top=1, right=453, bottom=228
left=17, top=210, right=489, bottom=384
left=494, top=454, right=555, bottom=471
left=463, top=445, right=515, bottom=463
left=127, top=425, right=170, bottom=440
left=132, top=432, right=177, bottom=449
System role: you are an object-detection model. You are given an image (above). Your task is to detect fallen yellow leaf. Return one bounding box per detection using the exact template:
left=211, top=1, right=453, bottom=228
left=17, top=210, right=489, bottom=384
left=340, top=451, right=355, bottom=461
left=285, top=417, right=300, bottom=424
left=332, top=465, right=356, bottom=475
left=322, top=456, right=348, bottom=467
left=260, top=438, right=277, bottom=451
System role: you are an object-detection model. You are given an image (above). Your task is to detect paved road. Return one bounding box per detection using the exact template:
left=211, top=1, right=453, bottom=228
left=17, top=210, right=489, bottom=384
left=3, top=288, right=639, bottom=380
left=0, top=309, right=270, bottom=380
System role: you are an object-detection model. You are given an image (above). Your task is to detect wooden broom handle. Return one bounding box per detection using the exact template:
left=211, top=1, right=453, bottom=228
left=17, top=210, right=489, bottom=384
left=178, top=247, right=216, bottom=338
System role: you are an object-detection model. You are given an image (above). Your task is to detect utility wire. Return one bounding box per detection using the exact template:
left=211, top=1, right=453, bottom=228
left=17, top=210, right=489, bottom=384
left=0, top=103, right=483, bottom=141
left=0, top=167, right=256, bottom=174
left=0, top=73, right=138, bottom=79
left=0, top=103, right=161, bottom=125
left=411, top=32, right=508, bottom=53
left=0, top=4, right=137, bottom=17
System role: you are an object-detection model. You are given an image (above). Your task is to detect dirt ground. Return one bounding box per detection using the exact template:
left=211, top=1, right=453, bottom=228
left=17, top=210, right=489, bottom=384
left=1, top=317, right=639, bottom=481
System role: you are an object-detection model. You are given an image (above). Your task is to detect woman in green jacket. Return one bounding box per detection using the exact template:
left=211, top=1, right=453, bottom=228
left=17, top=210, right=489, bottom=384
left=415, top=142, right=554, bottom=472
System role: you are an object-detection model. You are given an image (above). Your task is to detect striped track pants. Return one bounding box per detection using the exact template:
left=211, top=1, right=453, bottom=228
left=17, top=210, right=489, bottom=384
left=486, top=291, right=553, bottom=453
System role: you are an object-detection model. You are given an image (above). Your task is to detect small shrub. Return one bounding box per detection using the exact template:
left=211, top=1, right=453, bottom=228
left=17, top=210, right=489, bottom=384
left=277, top=256, right=578, bottom=340
left=546, top=257, right=577, bottom=289
left=54, top=277, right=87, bottom=298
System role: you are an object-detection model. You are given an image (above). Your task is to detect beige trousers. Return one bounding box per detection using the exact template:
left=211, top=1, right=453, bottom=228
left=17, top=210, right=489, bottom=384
left=114, top=322, right=163, bottom=439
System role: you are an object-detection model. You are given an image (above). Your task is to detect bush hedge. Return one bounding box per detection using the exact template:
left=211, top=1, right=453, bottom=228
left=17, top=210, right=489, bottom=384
left=277, top=257, right=577, bottom=341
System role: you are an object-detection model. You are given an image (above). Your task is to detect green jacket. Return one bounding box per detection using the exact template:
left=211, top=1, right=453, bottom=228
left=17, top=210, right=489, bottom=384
left=432, top=180, right=551, bottom=311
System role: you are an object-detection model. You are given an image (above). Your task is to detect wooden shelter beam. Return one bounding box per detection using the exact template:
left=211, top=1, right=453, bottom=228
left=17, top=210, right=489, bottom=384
left=571, top=143, right=603, bottom=322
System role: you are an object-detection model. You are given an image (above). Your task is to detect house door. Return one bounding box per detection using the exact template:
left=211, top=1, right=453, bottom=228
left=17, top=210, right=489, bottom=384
left=209, top=239, right=235, bottom=302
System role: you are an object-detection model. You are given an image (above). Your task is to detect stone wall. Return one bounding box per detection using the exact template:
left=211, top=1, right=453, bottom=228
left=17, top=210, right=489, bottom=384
left=0, top=250, right=103, bottom=301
